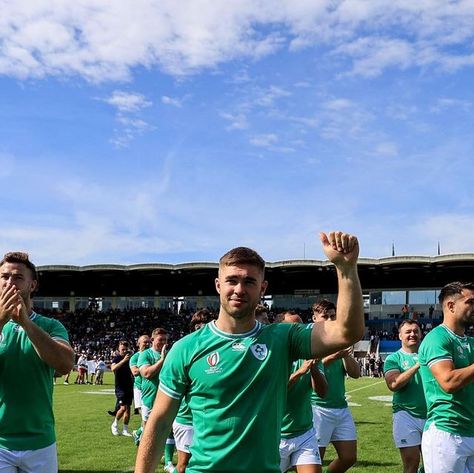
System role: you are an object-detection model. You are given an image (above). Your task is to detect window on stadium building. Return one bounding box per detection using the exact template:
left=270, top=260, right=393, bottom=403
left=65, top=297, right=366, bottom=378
left=408, top=290, right=439, bottom=305
left=382, top=291, right=406, bottom=305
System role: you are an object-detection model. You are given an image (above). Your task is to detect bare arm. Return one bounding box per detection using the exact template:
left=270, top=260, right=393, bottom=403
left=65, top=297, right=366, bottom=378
left=288, top=359, right=313, bottom=389
left=311, top=232, right=364, bottom=358
left=22, top=319, right=74, bottom=374
left=134, top=391, right=181, bottom=473
left=130, top=365, right=140, bottom=376
left=140, top=345, right=167, bottom=379
left=8, top=294, right=74, bottom=374
left=430, top=360, right=474, bottom=394
left=342, top=353, right=361, bottom=379
left=310, top=363, right=328, bottom=397
left=384, top=363, right=420, bottom=392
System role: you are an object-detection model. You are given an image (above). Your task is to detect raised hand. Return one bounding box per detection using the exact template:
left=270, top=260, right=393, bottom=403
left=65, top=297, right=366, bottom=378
left=319, top=231, right=359, bottom=269
left=0, top=284, right=20, bottom=326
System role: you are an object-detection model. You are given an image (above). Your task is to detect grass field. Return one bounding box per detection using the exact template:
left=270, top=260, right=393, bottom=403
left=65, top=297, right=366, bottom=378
left=55, top=373, right=402, bottom=472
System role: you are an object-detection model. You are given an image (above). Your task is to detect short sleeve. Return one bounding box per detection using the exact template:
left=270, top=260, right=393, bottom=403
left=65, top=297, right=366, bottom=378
left=158, top=341, right=190, bottom=401
left=288, top=323, right=312, bottom=361
left=383, top=353, right=400, bottom=374
left=420, top=331, right=452, bottom=368
left=137, top=350, right=150, bottom=368
left=48, top=318, right=70, bottom=343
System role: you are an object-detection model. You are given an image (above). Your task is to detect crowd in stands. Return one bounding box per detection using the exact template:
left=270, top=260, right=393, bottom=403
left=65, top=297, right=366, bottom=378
left=41, top=305, right=453, bottom=372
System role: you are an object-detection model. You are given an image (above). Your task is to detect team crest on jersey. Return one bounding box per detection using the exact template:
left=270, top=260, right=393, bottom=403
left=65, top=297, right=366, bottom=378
left=14, top=325, right=24, bottom=333
left=250, top=344, right=268, bottom=361
left=402, top=361, right=409, bottom=369
left=232, top=341, right=246, bottom=352
left=457, top=345, right=466, bottom=359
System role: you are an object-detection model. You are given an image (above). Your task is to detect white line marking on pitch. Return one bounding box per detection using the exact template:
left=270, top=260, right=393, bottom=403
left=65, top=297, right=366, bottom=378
left=346, top=380, right=384, bottom=394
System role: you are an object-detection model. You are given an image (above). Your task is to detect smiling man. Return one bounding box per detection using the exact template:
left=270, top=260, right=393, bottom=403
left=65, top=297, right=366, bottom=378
left=419, top=282, right=474, bottom=473
left=0, top=252, right=74, bottom=473
left=384, top=320, right=426, bottom=473
left=135, top=231, right=364, bottom=473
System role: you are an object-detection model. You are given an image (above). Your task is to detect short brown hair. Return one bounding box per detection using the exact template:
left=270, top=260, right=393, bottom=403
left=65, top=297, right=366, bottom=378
left=312, top=299, right=336, bottom=315
left=219, top=247, right=265, bottom=274
left=255, top=304, right=268, bottom=316
left=190, top=309, right=215, bottom=331
left=152, top=328, right=168, bottom=337
left=439, top=281, right=474, bottom=305
left=0, top=252, right=37, bottom=280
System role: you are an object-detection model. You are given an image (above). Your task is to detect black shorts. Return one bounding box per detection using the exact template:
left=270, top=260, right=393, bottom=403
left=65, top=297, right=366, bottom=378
left=115, top=388, right=133, bottom=406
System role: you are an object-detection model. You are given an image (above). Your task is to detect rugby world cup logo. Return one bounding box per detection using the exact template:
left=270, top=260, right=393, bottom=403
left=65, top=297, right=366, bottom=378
left=207, top=351, right=220, bottom=367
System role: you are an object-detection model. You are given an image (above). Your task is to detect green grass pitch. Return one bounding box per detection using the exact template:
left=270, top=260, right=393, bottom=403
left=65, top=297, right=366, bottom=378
left=55, top=373, right=402, bottom=472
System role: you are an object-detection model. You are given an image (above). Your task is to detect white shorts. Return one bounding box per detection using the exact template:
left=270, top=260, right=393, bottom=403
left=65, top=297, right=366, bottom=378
left=393, top=411, right=426, bottom=448
left=312, top=406, right=357, bottom=447
left=279, top=428, right=321, bottom=472
left=133, top=387, right=142, bottom=409
left=141, top=404, right=152, bottom=422
left=173, top=421, right=194, bottom=453
left=0, top=443, right=57, bottom=473
left=422, top=423, right=474, bottom=473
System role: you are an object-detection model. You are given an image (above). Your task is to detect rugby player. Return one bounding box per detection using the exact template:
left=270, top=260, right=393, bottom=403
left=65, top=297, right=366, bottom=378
left=419, top=282, right=474, bottom=473
left=384, top=320, right=426, bottom=473
left=135, top=231, right=364, bottom=473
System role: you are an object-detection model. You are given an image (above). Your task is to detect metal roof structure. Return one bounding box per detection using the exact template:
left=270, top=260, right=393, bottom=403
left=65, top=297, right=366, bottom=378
left=35, top=254, right=474, bottom=297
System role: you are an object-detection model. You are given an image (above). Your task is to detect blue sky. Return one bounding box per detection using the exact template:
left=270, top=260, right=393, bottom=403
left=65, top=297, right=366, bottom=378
left=1, top=1, right=474, bottom=265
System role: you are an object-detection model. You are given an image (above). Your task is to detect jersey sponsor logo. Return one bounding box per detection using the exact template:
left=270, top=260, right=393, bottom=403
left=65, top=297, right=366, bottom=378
left=250, top=343, right=268, bottom=361
left=231, top=341, right=246, bottom=352
left=207, top=352, right=220, bottom=367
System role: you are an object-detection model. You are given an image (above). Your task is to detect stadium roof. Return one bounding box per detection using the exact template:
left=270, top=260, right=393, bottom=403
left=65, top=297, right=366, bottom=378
left=35, top=254, right=474, bottom=298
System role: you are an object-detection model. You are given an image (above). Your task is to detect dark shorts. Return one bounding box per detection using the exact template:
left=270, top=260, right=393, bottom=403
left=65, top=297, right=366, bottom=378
left=115, top=388, right=133, bottom=406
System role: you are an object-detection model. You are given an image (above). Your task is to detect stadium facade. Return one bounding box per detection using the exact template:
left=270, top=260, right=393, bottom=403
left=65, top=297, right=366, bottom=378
left=34, top=254, right=474, bottom=325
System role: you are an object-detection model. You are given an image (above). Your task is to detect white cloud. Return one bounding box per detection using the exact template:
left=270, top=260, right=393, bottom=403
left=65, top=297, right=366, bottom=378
left=101, top=90, right=153, bottom=147
left=431, top=97, right=473, bottom=113
left=413, top=214, right=474, bottom=255
left=161, top=95, right=184, bottom=107
left=104, top=90, right=152, bottom=113
left=1, top=1, right=474, bottom=82
left=254, top=85, right=291, bottom=108
left=250, top=133, right=278, bottom=147
left=220, top=112, right=249, bottom=130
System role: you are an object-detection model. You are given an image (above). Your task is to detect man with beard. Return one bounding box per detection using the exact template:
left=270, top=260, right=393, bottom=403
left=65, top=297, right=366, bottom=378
left=135, top=231, right=364, bottom=473
left=419, top=281, right=474, bottom=473
left=0, top=252, right=74, bottom=472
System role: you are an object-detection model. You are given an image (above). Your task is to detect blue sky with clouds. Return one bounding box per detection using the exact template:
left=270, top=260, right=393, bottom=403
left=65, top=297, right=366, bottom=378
left=1, top=1, right=474, bottom=265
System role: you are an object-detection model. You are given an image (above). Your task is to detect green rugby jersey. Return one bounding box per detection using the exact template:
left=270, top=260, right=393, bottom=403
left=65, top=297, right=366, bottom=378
left=159, top=320, right=312, bottom=473
left=129, top=351, right=142, bottom=390
left=312, top=358, right=347, bottom=408
left=175, top=395, right=192, bottom=426
left=419, top=324, right=474, bottom=436
left=0, top=313, right=70, bottom=450
left=137, top=347, right=162, bottom=409
left=383, top=349, right=427, bottom=418
left=281, top=359, right=323, bottom=438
